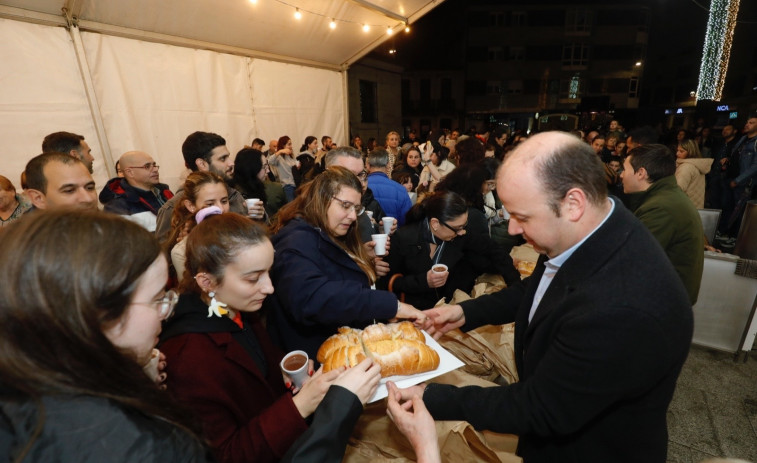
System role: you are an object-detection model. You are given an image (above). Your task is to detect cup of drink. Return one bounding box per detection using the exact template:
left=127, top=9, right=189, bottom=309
left=371, top=233, right=388, bottom=256
left=431, top=263, right=448, bottom=274
left=280, top=350, right=309, bottom=389
left=382, top=216, right=396, bottom=235
left=366, top=210, right=374, bottom=221
left=245, top=198, right=262, bottom=218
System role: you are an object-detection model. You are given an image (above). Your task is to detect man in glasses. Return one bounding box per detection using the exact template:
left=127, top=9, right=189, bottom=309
left=103, top=151, right=173, bottom=232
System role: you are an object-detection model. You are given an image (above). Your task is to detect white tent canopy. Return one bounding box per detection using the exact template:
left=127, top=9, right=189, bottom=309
left=0, top=0, right=442, bottom=190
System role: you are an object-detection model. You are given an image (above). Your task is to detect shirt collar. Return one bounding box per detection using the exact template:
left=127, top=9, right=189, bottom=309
left=544, top=197, right=616, bottom=271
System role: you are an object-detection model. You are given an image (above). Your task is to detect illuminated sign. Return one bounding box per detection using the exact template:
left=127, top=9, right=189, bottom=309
left=730, top=112, right=738, bottom=119
left=676, top=108, right=683, bottom=114
left=717, top=105, right=730, bottom=111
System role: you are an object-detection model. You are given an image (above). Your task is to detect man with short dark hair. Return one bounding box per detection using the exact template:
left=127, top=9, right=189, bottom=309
left=625, top=126, right=658, bottom=150
left=250, top=138, right=265, bottom=151
left=366, top=149, right=412, bottom=226
left=102, top=151, right=173, bottom=231
left=154, top=131, right=247, bottom=241
left=400, top=131, right=693, bottom=463
left=42, top=131, right=95, bottom=173
left=24, top=153, right=98, bottom=210
left=622, top=144, right=704, bottom=303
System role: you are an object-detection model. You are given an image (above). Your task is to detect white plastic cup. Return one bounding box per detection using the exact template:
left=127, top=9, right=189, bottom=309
left=382, top=216, right=396, bottom=234
left=245, top=198, right=262, bottom=218
left=280, top=350, right=309, bottom=389
left=366, top=210, right=374, bottom=220
left=431, top=263, right=448, bottom=274
left=372, top=233, right=388, bottom=256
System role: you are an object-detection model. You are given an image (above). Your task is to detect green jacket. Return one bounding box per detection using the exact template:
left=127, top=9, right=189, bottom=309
left=626, top=175, right=704, bottom=304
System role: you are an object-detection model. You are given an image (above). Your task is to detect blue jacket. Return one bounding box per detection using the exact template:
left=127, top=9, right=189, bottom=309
left=733, top=134, right=757, bottom=188
left=366, top=172, right=412, bottom=226
left=265, top=218, right=398, bottom=359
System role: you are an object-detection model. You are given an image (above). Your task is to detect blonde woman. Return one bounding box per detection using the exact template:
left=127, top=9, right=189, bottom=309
left=675, top=139, right=712, bottom=208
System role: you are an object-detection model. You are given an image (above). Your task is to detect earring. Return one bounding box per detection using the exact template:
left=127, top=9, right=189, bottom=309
left=206, top=291, right=228, bottom=318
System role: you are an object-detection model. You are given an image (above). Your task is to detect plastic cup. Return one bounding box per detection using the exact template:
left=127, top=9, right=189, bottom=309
left=431, top=263, right=448, bottom=274
left=382, top=216, right=396, bottom=234
left=245, top=198, right=262, bottom=218
left=280, top=350, right=309, bottom=389
left=372, top=233, right=388, bottom=256
left=366, top=210, right=374, bottom=220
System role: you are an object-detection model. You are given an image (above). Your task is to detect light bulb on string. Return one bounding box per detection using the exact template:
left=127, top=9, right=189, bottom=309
left=329, top=19, right=337, bottom=29
left=404, top=23, right=410, bottom=33
left=294, top=8, right=302, bottom=20
left=363, top=24, right=370, bottom=32
left=386, top=26, right=393, bottom=35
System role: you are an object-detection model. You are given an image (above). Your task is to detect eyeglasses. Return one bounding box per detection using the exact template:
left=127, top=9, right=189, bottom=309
left=128, top=162, right=159, bottom=171
left=332, top=196, right=365, bottom=216
left=485, top=180, right=496, bottom=190
left=357, top=170, right=368, bottom=181
left=439, top=219, right=468, bottom=234
left=132, top=289, right=178, bottom=320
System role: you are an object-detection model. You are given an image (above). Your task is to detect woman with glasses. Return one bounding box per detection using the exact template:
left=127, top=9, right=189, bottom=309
left=231, top=148, right=286, bottom=222
left=435, top=165, right=522, bottom=292
left=159, top=212, right=381, bottom=463
left=382, top=191, right=474, bottom=309
left=266, top=167, right=427, bottom=359
left=0, top=210, right=210, bottom=462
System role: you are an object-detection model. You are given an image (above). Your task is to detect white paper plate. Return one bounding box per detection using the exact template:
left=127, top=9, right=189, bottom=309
left=367, top=330, right=465, bottom=403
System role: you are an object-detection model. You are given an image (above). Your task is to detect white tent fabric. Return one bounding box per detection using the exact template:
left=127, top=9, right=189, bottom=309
left=0, top=0, right=443, bottom=191
left=0, top=18, right=106, bottom=186
left=0, top=19, right=346, bottom=191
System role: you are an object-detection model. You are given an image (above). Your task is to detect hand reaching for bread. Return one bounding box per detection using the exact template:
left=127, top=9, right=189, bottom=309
left=333, top=358, right=382, bottom=405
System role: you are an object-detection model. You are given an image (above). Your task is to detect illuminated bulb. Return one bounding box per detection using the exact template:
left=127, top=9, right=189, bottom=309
left=329, top=19, right=336, bottom=29
left=635, top=61, right=642, bottom=67
left=386, top=27, right=393, bottom=35
left=389, top=49, right=396, bottom=54
left=363, top=24, right=370, bottom=32
left=404, top=23, right=410, bottom=33
left=294, top=8, right=302, bottom=20
left=249, top=0, right=257, bottom=4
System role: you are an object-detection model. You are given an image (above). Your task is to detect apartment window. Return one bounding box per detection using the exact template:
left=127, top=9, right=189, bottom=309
left=486, top=80, right=503, bottom=95
left=629, top=77, right=639, bottom=98
left=566, top=9, right=592, bottom=34
left=562, top=43, right=589, bottom=67
left=359, top=80, right=377, bottom=123
left=489, top=12, right=504, bottom=27
left=511, top=11, right=527, bottom=26
left=440, top=78, right=452, bottom=101
left=507, top=80, right=523, bottom=94
left=509, top=46, right=525, bottom=61
left=488, top=46, right=504, bottom=61
left=420, top=79, right=431, bottom=103
left=560, top=74, right=582, bottom=100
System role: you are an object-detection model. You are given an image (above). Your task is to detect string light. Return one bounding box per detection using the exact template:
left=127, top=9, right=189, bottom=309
left=696, top=0, right=740, bottom=101
left=271, top=0, right=405, bottom=33
left=249, top=0, right=257, bottom=4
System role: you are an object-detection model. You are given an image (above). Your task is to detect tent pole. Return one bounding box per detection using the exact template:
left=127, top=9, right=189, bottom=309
left=341, top=67, right=350, bottom=144
left=68, top=25, right=115, bottom=178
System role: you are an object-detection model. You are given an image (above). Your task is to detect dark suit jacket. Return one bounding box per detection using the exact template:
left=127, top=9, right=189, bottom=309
left=424, top=201, right=693, bottom=463
left=160, top=294, right=308, bottom=463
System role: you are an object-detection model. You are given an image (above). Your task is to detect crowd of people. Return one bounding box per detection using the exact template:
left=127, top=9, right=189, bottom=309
left=1, top=117, right=756, bottom=462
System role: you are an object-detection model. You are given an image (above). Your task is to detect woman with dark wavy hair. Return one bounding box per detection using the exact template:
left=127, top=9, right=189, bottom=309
left=0, top=210, right=209, bottom=462
left=231, top=148, right=286, bottom=221
left=266, top=166, right=427, bottom=359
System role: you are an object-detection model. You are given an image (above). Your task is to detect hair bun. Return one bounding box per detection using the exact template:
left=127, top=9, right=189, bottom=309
left=196, top=206, right=223, bottom=224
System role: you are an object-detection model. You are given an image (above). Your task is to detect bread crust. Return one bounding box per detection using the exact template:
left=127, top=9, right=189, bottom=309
left=318, top=322, right=440, bottom=377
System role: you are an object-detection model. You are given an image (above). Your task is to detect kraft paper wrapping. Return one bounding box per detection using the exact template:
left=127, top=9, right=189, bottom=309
left=343, top=369, right=521, bottom=463
left=342, top=273, right=523, bottom=462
